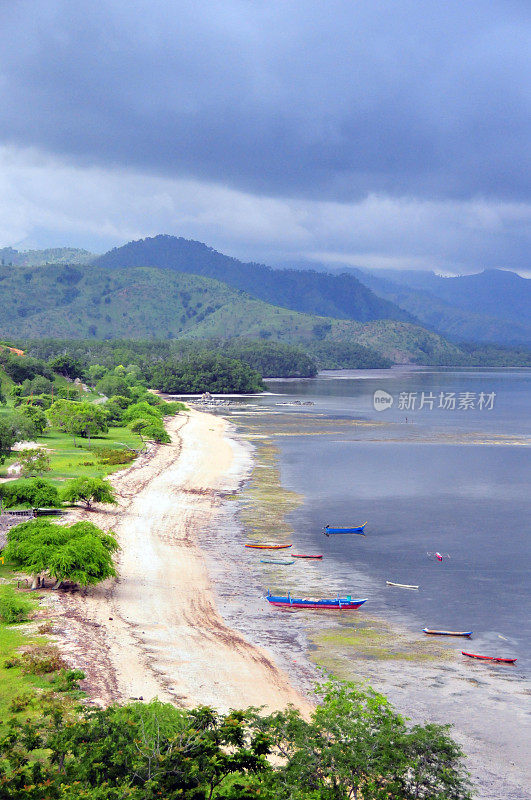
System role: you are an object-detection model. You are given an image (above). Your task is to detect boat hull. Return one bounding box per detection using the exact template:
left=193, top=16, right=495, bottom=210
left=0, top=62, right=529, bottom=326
left=267, top=595, right=367, bottom=610
left=462, top=651, right=516, bottom=664
left=386, top=581, right=419, bottom=589
left=245, top=544, right=292, bottom=549
left=423, top=628, right=472, bottom=637
left=324, top=522, right=367, bottom=536
left=292, top=554, right=323, bottom=559
left=260, top=559, right=294, bottom=565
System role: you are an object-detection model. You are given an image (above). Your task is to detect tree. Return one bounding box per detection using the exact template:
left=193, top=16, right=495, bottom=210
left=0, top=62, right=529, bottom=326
left=4, top=519, right=118, bottom=589
left=264, top=679, right=471, bottom=800
left=49, top=354, right=85, bottom=380
left=20, top=404, right=48, bottom=434
left=0, top=412, right=38, bottom=464
left=128, top=417, right=170, bottom=443
left=61, top=477, right=117, bottom=510
left=0, top=478, right=60, bottom=510
left=151, top=354, right=265, bottom=394
left=95, top=373, right=131, bottom=398
left=47, top=400, right=108, bottom=445
left=17, top=447, right=51, bottom=477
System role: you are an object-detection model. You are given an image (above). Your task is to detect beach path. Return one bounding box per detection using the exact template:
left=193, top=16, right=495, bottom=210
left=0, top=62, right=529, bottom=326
left=58, top=409, right=306, bottom=713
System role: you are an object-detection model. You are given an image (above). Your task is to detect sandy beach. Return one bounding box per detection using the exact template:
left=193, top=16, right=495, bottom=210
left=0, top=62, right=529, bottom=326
left=50, top=408, right=307, bottom=713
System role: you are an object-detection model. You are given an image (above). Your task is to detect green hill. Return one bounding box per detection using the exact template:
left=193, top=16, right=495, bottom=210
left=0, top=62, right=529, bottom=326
left=0, top=247, right=95, bottom=267
left=0, top=263, right=461, bottom=363
left=92, top=235, right=416, bottom=324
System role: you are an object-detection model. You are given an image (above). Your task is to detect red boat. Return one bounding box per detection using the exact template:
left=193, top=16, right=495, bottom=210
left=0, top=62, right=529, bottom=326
left=462, top=651, right=517, bottom=664
left=292, top=554, right=323, bottom=559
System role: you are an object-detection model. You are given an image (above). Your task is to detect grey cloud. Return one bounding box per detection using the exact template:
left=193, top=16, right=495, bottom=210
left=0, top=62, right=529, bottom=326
left=1, top=0, right=529, bottom=203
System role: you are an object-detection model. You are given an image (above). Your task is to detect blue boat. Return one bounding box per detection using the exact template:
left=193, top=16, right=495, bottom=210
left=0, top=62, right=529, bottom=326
left=324, top=522, right=367, bottom=536
left=267, top=590, right=367, bottom=610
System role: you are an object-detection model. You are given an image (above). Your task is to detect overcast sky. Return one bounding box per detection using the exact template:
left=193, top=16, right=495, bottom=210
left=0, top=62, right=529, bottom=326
left=0, top=0, right=529, bottom=273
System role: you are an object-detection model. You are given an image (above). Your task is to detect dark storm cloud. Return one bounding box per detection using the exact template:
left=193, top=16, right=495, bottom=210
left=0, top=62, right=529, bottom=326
left=1, top=0, right=529, bottom=203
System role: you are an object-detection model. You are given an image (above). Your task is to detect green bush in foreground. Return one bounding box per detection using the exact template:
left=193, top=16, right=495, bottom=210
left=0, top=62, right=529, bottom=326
left=0, top=586, right=35, bottom=624
left=0, top=680, right=472, bottom=799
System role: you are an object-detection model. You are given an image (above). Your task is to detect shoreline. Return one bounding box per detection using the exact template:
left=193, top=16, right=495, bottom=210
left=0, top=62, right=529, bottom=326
left=215, top=404, right=530, bottom=800
left=50, top=408, right=308, bottom=713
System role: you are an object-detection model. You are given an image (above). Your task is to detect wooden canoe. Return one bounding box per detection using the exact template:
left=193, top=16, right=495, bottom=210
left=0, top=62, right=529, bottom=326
left=386, top=581, right=419, bottom=590
left=244, top=544, right=292, bottom=550
left=462, top=651, right=516, bottom=664
left=292, top=554, right=323, bottom=559
left=423, top=628, right=472, bottom=637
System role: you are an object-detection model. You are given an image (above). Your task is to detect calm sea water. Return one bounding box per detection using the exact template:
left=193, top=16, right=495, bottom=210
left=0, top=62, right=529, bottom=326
left=246, top=367, right=531, bottom=668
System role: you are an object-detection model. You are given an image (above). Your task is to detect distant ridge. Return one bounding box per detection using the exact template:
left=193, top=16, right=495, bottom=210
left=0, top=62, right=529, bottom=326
left=92, top=235, right=416, bottom=325
left=0, top=246, right=95, bottom=267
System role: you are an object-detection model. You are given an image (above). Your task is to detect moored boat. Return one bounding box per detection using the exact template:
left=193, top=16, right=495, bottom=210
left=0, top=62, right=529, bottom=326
left=462, top=651, right=516, bottom=664
left=423, top=628, right=472, bottom=637
left=292, top=553, right=323, bottom=559
left=260, top=559, right=294, bottom=565
left=324, top=522, right=367, bottom=536
left=386, top=581, right=419, bottom=590
left=267, top=590, right=367, bottom=610
left=245, top=543, right=292, bottom=549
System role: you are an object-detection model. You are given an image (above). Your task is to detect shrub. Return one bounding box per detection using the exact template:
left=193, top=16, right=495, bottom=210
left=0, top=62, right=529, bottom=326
left=0, top=586, right=35, bottom=624
left=53, top=668, right=86, bottom=692
left=9, top=691, right=36, bottom=712
left=16, top=644, right=66, bottom=675
left=0, top=478, right=61, bottom=508
left=98, top=448, right=136, bottom=466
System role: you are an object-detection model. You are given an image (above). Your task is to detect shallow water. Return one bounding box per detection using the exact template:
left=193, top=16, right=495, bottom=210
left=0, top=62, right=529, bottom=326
left=239, top=367, right=531, bottom=670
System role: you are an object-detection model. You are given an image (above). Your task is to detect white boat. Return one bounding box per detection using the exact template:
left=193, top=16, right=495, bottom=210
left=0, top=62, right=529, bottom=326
left=386, top=580, right=419, bottom=590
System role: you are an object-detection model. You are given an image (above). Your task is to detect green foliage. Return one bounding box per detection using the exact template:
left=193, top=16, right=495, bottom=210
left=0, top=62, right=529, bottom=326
left=0, top=412, right=40, bottom=464
left=151, top=353, right=265, bottom=394
left=49, top=354, right=85, bottom=379
left=5, top=519, right=119, bottom=586
left=52, top=668, right=86, bottom=692
left=19, top=404, right=48, bottom=434
left=5, top=644, right=66, bottom=675
left=95, top=373, right=131, bottom=398
left=0, top=350, right=52, bottom=383
left=61, top=477, right=117, bottom=509
left=0, top=586, right=35, bottom=624
left=122, top=401, right=162, bottom=422
left=0, top=680, right=472, bottom=800
left=222, top=341, right=317, bottom=377
left=16, top=448, right=51, bottom=477
left=97, top=448, right=136, bottom=466
left=47, top=400, right=108, bottom=442
left=128, top=418, right=170, bottom=443
left=0, top=478, right=60, bottom=509
left=308, top=340, right=392, bottom=369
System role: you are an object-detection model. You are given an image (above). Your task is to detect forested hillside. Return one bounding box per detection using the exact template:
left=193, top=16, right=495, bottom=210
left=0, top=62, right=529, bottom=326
left=0, top=263, right=461, bottom=363
left=92, top=235, right=416, bottom=324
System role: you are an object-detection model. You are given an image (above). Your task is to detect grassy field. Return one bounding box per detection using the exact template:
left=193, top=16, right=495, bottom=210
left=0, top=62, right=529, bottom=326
left=0, top=564, right=52, bottom=729
left=36, top=425, right=143, bottom=484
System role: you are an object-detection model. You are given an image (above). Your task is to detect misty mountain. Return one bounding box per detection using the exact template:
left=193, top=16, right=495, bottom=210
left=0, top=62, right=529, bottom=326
left=92, top=235, right=416, bottom=324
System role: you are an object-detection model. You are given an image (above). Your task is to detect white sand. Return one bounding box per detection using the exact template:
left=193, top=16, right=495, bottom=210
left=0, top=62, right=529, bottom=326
left=53, top=409, right=307, bottom=713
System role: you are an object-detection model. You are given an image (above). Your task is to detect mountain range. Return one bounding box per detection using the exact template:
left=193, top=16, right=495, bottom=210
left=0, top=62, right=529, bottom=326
left=0, top=235, right=528, bottom=362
